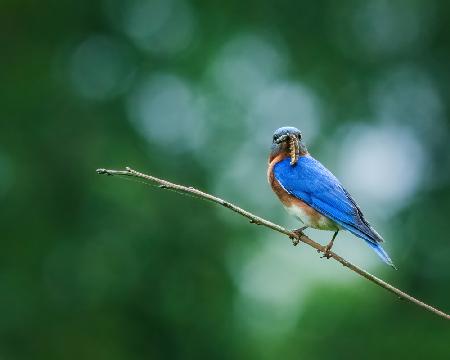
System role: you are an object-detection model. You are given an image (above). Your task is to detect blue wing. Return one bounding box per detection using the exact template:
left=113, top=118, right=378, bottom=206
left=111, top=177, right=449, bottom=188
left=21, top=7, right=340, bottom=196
left=274, top=156, right=395, bottom=267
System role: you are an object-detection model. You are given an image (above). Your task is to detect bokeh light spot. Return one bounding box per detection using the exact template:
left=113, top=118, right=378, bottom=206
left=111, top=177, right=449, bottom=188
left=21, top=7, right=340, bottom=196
left=337, top=124, right=426, bottom=216
left=352, top=0, right=434, bottom=56
left=68, top=35, right=135, bottom=100
left=120, top=0, right=196, bottom=55
left=127, top=73, right=207, bottom=152
left=371, top=65, right=445, bottom=145
left=208, top=34, right=287, bottom=104
left=248, top=81, right=322, bottom=146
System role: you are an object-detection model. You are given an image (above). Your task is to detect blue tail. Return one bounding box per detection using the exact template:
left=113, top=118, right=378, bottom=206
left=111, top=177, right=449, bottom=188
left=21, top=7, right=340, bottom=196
left=365, top=241, right=397, bottom=269
left=340, top=224, right=396, bottom=269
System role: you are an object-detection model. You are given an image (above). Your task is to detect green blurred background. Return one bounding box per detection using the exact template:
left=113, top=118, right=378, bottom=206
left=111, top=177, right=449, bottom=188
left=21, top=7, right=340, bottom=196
left=1, top=0, right=450, bottom=358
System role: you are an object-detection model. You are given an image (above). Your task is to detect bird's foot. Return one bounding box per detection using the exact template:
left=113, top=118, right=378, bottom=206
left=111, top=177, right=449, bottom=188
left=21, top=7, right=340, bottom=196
left=289, top=226, right=308, bottom=246
left=321, top=243, right=333, bottom=259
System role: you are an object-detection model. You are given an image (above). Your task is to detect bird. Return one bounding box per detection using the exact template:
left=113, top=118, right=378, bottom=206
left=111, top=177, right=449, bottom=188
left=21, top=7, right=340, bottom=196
left=267, top=126, right=395, bottom=268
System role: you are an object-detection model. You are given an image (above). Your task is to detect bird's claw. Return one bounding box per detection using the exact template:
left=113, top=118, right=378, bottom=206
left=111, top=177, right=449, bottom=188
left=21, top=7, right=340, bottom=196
left=289, top=236, right=300, bottom=246
left=320, top=245, right=332, bottom=259
left=289, top=227, right=307, bottom=246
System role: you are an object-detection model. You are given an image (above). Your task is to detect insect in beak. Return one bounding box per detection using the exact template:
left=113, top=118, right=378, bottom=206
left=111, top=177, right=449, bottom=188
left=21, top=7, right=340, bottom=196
left=289, top=134, right=299, bottom=166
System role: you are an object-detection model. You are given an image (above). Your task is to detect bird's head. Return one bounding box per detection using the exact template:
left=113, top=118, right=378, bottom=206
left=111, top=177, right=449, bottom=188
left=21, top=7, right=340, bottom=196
left=270, top=126, right=308, bottom=165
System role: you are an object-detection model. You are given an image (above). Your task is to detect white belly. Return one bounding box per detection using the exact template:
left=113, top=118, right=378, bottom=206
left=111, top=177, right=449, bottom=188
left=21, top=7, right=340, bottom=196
left=284, top=204, right=339, bottom=231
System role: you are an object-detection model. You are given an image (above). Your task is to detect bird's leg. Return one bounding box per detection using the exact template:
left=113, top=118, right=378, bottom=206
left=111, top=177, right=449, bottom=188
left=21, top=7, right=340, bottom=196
left=289, top=226, right=308, bottom=246
left=322, top=230, right=339, bottom=259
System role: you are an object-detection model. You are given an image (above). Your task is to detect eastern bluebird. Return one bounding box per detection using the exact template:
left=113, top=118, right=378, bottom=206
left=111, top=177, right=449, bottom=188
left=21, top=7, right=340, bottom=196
left=267, top=126, right=395, bottom=268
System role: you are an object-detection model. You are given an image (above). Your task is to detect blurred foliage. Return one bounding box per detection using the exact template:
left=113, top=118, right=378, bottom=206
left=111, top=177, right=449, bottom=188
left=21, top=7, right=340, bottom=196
left=1, top=0, right=450, bottom=359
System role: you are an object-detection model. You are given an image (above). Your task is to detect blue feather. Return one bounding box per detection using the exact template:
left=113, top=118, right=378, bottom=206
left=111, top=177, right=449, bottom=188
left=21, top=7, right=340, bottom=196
left=274, top=155, right=395, bottom=267
left=366, top=242, right=396, bottom=269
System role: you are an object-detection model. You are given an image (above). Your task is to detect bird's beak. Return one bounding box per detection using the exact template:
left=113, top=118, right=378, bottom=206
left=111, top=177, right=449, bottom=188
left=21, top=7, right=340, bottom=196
left=275, top=134, right=288, bottom=144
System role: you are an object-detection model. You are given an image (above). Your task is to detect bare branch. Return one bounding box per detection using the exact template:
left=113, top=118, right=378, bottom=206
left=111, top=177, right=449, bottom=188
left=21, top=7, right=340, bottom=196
left=96, top=167, right=450, bottom=320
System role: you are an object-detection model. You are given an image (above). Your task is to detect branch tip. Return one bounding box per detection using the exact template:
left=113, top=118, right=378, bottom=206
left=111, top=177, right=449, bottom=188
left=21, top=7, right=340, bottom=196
left=96, top=168, right=113, bottom=176
left=96, top=168, right=133, bottom=176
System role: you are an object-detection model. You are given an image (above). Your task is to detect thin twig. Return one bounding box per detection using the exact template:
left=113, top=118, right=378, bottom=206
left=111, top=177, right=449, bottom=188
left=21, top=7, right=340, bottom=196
left=96, top=167, right=450, bottom=320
